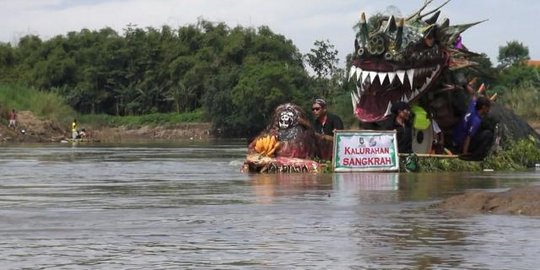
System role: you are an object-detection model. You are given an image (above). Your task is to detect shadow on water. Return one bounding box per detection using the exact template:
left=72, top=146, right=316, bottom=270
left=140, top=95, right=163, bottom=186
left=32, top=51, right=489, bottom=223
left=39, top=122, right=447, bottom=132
left=0, top=142, right=539, bottom=269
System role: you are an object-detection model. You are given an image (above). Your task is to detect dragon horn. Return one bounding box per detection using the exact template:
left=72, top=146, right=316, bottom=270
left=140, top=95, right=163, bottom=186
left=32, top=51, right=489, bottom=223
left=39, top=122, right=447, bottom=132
left=468, top=77, right=478, bottom=85
left=450, top=20, right=488, bottom=34
left=424, top=10, right=441, bottom=24
left=417, top=0, right=450, bottom=20
left=445, top=20, right=488, bottom=45
left=396, top=18, right=404, bottom=49
left=477, top=83, right=486, bottom=95
left=358, top=12, right=369, bottom=44
left=490, top=93, right=498, bottom=101
left=439, top=17, right=450, bottom=28
left=385, top=15, right=397, bottom=33
left=407, top=0, right=435, bottom=20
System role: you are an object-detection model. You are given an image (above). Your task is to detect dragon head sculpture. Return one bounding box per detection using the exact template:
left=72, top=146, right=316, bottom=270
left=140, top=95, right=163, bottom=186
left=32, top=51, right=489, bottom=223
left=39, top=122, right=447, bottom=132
left=350, top=0, right=485, bottom=123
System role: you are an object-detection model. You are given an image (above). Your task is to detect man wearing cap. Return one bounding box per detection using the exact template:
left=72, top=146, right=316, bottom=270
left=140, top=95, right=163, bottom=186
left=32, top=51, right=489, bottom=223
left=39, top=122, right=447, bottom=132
left=311, top=98, right=344, bottom=160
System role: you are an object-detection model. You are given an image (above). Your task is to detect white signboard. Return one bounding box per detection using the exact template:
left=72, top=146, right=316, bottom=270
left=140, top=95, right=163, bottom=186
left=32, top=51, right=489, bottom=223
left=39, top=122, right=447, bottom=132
left=333, top=130, right=399, bottom=172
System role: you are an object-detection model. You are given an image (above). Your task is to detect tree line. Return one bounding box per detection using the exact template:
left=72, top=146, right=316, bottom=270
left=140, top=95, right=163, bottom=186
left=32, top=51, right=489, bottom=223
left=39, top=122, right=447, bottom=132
left=0, top=20, right=346, bottom=137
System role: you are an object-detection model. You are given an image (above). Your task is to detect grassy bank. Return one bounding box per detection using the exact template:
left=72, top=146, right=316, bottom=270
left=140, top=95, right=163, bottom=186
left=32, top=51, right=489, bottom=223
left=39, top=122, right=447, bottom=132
left=0, top=84, right=208, bottom=129
left=0, top=84, right=75, bottom=125
left=79, top=109, right=206, bottom=128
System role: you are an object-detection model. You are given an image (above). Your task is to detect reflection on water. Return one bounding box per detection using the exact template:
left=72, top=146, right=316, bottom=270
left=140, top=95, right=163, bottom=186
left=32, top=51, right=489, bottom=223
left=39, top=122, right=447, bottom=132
left=0, top=143, right=539, bottom=269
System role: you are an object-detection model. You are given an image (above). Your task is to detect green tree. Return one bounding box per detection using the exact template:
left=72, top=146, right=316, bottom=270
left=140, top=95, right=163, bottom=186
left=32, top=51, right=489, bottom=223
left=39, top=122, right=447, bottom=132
left=498, top=40, right=530, bottom=68
left=0, top=43, right=17, bottom=83
left=304, top=39, right=344, bottom=100
left=305, top=39, right=339, bottom=80
left=229, top=61, right=311, bottom=137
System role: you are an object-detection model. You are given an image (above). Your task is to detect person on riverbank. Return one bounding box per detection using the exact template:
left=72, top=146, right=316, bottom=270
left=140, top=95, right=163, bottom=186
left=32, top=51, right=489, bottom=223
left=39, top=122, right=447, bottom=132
left=71, top=119, right=79, bottom=139
left=8, top=109, right=17, bottom=129
left=79, top=128, right=90, bottom=139
left=311, top=98, right=344, bottom=160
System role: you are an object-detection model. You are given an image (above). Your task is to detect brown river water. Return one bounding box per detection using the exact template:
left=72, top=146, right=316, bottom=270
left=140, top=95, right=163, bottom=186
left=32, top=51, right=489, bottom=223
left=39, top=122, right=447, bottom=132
left=0, top=140, right=539, bottom=269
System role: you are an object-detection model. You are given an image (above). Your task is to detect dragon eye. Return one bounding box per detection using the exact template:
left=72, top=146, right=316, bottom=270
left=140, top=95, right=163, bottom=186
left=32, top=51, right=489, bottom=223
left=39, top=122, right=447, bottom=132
left=368, top=35, right=386, bottom=55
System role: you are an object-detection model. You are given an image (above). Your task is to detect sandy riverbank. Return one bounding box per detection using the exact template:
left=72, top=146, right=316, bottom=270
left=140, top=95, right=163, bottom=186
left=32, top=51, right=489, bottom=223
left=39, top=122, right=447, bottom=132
left=435, top=185, right=540, bottom=216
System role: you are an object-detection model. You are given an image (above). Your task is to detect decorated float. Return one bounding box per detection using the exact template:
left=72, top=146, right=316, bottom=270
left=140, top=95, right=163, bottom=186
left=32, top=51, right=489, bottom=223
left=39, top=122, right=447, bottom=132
left=242, top=103, right=324, bottom=173
left=242, top=0, right=539, bottom=173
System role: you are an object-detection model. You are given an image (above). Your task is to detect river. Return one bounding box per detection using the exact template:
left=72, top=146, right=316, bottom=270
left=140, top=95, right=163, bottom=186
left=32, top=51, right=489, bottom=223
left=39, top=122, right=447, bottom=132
left=0, top=141, right=539, bottom=269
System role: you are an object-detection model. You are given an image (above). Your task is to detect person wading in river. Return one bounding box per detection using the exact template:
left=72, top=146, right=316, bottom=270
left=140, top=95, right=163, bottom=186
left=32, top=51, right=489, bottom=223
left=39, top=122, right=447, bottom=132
left=311, top=98, right=344, bottom=160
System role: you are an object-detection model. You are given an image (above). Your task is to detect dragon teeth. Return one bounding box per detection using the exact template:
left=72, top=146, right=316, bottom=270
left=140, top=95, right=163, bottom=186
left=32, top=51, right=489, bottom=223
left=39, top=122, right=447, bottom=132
left=396, top=70, right=406, bottom=85
left=361, top=71, right=370, bottom=84
left=349, top=66, right=356, bottom=80
left=356, top=84, right=364, bottom=95
left=387, top=72, right=396, bottom=84
left=406, top=69, right=415, bottom=89
left=349, top=65, right=441, bottom=105
left=351, top=92, right=359, bottom=111
left=368, top=71, right=377, bottom=83
left=401, top=94, right=409, bottom=102
left=378, top=72, right=388, bottom=84
left=383, top=101, right=393, bottom=117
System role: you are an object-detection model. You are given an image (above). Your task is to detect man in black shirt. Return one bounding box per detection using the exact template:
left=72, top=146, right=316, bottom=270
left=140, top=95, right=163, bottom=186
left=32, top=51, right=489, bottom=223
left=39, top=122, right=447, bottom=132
left=390, top=101, right=413, bottom=153
left=311, top=98, right=344, bottom=160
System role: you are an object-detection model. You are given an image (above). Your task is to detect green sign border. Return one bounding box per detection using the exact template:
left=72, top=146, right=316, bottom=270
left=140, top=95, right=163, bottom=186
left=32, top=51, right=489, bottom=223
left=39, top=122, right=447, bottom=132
left=332, top=130, right=399, bottom=172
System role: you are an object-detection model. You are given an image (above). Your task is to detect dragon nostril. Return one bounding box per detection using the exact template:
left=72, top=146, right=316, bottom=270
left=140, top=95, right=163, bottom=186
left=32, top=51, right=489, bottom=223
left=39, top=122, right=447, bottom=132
left=384, top=52, right=393, bottom=60
left=357, top=47, right=365, bottom=56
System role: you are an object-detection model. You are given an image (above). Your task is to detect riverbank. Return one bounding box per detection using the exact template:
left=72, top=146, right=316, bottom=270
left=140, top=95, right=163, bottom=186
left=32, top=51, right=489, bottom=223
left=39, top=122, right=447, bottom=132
left=436, top=186, right=540, bottom=216
left=90, top=122, right=213, bottom=142
left=0, top=110, right=213, bottom=143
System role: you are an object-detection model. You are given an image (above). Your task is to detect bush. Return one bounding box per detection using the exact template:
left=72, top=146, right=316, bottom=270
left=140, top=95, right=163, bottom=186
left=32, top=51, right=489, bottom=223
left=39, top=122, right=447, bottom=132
left=418, top=137, right=540, bottom=172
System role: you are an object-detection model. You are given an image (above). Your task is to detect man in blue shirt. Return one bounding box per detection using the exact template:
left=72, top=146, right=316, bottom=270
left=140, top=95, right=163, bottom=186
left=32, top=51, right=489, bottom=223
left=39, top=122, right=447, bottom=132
left=452, top=95, right=493, bottom=160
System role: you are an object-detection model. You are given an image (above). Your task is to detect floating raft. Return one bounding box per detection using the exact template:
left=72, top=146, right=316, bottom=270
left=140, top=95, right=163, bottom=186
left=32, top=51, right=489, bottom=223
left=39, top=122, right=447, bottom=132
left=60, top=138, right=100, bottom=143
left=242, top=154, right=325, bottom=173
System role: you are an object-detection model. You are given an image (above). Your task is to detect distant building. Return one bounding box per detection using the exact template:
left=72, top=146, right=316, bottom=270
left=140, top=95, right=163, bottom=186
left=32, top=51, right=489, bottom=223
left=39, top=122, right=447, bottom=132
left=526, top=60, right=540, bottom=67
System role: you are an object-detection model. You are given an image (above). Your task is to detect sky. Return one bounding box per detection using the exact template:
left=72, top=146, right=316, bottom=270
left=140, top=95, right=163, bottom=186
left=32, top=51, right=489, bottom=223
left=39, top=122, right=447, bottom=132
left=1, top=0, right=539, bottom=68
